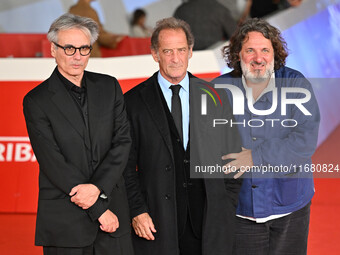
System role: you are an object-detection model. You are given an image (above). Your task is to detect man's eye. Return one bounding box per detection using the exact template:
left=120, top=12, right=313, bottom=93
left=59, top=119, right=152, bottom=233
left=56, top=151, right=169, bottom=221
left=65, top=46, right=75, bottom=50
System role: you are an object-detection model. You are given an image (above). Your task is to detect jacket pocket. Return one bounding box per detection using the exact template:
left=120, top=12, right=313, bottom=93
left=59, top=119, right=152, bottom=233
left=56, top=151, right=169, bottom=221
left=273, top=178, right=299, bottom=206
left=36, top=198, right=97, bottom=246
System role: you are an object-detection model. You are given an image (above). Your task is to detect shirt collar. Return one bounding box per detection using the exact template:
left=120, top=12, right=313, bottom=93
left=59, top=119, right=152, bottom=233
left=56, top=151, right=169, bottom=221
left=242, top=72, right=275, bottom=103
left=158, top=72, right=189, bottom=93
left=56, top=68, right=86, bottom=91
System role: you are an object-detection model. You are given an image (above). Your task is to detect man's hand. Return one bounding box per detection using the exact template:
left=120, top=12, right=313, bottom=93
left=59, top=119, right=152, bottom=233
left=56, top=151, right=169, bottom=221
left=132, top=212, right=157, bottom=240
left=69, top=184, right=101, bottom=209
left=222, top=147, right=254, bottom=179
left=98, top=210, right=119, bottom=233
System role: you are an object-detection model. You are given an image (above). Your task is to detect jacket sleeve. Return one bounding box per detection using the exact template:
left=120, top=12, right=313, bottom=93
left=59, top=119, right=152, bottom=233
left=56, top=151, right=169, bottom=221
left=86, top=80, right=131, bottom=221
left=89, top=80, right=131, bottom=199
left=86, top=197, right=110, bottom=221
left=221, top=88, right=243, bottom=208
left=23, top=94, right=89, bottom=194
left=123, top=96, right=149, bottom=219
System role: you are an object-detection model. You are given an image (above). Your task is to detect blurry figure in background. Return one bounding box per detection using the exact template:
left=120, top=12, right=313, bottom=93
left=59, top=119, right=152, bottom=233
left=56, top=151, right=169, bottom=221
left=239, top=0, right=303, bottom=24
left=239, top=0, right=280, bottom=24
left=69, top=0, right=125, bottom=57
left=174, top=0, right=237, bottom=50
left=130, top=9, right=152, bottom=38
left=216, top=0, right=242, bottom=21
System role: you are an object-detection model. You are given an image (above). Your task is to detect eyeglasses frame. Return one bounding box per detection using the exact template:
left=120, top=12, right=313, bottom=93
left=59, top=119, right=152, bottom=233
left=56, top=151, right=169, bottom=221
left=53, top=42, right=92, bottom=56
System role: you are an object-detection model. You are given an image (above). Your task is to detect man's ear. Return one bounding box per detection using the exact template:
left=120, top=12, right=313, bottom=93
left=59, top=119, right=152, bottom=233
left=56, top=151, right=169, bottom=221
left=188, top=47, right=193, bottom=59
left=51, top=42, right=56, bottom=57
left=151, top=49, right=159, bottom=63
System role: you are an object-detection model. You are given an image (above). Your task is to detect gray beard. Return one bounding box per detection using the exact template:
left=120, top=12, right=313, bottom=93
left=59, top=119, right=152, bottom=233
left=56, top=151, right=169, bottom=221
left=241, top=60, right=274, bottom=84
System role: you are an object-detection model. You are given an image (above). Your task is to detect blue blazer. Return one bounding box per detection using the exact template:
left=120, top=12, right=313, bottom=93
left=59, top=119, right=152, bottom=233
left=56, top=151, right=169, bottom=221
left=213, top=66, right=320, bottom=218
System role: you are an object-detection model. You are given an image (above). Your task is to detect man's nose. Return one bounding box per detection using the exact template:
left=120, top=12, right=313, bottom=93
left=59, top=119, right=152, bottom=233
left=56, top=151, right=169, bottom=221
left=253, top=51, right=264, bottom=63
left=73, top=49, right=82, bottom=59
left=171, top=50, right=179, bottom=62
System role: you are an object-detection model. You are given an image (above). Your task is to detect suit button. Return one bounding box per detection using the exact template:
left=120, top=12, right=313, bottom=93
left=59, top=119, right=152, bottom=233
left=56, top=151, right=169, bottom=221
left=252, top=137, right=257, bottom=141
left=183, top=183, right=187, bottom=188
left=177, top=138, right=181, bottom=143
left=183, top=159, right=190, bottom=164
left=252, top=185, right=258, bottom=188
left=165, top=166, right=172, bottom=171
left=165, top=194, right=171, bottom=200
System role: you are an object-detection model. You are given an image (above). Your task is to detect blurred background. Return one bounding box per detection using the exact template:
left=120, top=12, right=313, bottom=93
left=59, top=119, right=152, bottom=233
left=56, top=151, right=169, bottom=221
left=0, top=0, right=247, bottom=34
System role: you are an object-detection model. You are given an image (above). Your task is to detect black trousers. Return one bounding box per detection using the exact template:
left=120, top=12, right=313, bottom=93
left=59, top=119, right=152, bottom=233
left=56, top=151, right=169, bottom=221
left=43, top=232, right=134, bottom=255
left=233, top=202, right=311, bottom=255
left=179, top=216, right=202, bottom=255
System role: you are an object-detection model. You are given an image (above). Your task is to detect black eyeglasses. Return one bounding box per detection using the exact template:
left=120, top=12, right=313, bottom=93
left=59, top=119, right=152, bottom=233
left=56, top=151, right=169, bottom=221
left=53, top=42, right=92, bottom=56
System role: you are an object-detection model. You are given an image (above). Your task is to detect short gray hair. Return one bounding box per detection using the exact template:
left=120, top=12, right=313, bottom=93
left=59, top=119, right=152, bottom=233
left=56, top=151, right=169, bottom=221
left=47, top=13, right=99, bottom=45
left=151, top=17, right=194, bottom=51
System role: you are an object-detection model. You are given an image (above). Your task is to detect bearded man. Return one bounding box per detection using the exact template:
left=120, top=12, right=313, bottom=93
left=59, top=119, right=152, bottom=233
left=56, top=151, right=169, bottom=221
left=213, top=18, right=320, bottom=255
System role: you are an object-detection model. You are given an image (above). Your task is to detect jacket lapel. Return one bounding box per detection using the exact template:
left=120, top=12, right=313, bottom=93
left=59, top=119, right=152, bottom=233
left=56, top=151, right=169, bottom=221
left=140, top=73, right=174, bottom=161
left=48, top=69, right=86, bottom=139
left=86, top=73, right=101, bottom=144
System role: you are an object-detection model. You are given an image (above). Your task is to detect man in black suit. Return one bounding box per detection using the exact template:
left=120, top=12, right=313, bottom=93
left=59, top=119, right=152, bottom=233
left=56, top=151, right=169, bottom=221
left=124, top=17, right=242, bottom=255
left=23, top=13, right=133, bottom=255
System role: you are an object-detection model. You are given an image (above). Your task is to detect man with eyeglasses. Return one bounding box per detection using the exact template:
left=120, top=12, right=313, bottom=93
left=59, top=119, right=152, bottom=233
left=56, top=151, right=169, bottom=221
left=23, top=13, right=133, bottom=255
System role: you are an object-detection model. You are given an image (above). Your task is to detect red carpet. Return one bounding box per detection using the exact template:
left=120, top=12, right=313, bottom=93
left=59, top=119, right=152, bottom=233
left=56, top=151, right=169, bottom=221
left=0, top=213, right=41, bottom=254
left=1, top=126, right=339, bottom=254
left=308, top=125, right=340, bottom=255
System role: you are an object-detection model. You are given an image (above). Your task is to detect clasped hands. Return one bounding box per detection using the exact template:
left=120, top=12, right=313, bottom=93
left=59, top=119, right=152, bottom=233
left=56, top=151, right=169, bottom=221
left=70, top=183, right=100, bottom=209
left=69, top=184, right=119, bottom=233
left=222, top=147, right=254, bottom=179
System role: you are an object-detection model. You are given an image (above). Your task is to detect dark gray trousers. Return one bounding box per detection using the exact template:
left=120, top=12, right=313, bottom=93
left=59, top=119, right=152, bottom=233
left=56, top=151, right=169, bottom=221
left=233, top=202, right=311, bottom=255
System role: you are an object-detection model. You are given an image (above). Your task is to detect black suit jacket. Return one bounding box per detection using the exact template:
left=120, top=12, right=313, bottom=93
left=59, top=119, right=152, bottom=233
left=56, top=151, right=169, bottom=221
left=124, top=72, right=243, bottom=255
left=23, top=68, right=131, bottom=247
